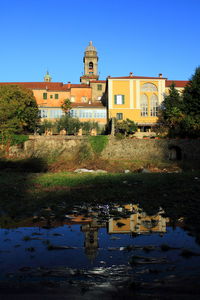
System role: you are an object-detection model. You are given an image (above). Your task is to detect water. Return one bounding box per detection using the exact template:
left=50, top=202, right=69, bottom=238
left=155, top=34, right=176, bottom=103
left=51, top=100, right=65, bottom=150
left=1, top=203, right=200, bottom=292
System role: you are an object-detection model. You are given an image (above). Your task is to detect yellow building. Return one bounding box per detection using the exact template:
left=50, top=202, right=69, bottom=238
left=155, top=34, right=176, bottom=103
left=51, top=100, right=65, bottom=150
left=107, top=74, right=188, bottom=131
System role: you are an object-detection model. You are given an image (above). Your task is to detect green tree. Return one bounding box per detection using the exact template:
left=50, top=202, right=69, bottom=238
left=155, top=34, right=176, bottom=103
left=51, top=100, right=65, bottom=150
left=157, top=83, right=183, bottom=137
left=183, top=66, right=200, bottom=116
left=115, top=118, right=137, bottom=136
left=0, top=85, right=39, bottom=138
left=180, top=67, right=200, bottom=137
left=56, top=115, right=81, bottom=135
left=61, top=98, right=72, bottom=114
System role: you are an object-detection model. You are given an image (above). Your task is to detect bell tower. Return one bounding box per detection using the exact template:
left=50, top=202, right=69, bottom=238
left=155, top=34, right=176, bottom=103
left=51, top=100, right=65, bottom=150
left=80, top=41, right=99, bottom=84
left=44, top=71, right=52, bottom=82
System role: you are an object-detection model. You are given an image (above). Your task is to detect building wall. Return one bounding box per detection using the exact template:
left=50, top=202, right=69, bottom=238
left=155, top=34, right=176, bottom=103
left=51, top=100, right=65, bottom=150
left=108, top=78, right=166, bottom=126
left=70, top=87, right=92, bottom=103
left=90, top=82, right=106, bottom=101
left=33, top=89, right=70, bottom=107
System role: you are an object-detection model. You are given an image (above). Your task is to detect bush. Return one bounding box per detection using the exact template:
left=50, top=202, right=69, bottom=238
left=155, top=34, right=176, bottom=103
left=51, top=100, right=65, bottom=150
left=81, top=121, right=100, bottom=135
left=56, top=115, right=81, bottom=135
left=115, top=118, right=138, bottom=136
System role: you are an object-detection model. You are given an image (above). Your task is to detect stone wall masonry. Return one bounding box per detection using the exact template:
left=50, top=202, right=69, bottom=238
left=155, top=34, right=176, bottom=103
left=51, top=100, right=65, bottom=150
left=7, top=136, right=200, bottom=163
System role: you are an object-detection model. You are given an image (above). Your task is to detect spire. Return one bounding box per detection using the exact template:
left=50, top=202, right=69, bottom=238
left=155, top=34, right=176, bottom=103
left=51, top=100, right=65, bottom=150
left=44, top=70, right=52, bottom=82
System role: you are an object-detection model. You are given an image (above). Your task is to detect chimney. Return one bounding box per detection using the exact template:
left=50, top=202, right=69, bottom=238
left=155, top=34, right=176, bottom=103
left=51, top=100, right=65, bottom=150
left=67, top=81, right=71, bottom=89
left=129, top=72, right=133, bottom=77
left=159, top=73, right=163, bottom=78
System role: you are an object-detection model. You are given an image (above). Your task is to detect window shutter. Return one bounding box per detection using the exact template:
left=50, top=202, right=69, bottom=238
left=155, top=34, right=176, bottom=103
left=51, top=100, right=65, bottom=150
left=122, top=95, right=125, bottom=104
left=114, top=95, right=117, bottom=104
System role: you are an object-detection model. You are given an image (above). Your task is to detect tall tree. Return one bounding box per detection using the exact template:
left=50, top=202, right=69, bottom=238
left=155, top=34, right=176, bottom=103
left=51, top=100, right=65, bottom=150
left=157, top=83, right=183, bottom=136
left=0, top=85, right=39, bottom=137
left=181, top=67, right=200, bottom=137
left=183, top=66, right=200, bottom=115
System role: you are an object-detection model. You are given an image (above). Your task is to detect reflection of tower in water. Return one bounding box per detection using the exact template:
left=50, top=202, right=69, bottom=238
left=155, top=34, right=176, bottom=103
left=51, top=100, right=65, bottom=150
left=81, top=218, right=99, bottom=262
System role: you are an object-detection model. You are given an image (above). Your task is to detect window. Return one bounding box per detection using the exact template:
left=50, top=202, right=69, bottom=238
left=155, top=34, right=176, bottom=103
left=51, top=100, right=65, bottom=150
left=89, top=62, right=93, bottom=69
left=39, top=109, right=48, bottom=118
left=50, top=95, right=53, bottom=99
left=55, top=94, right=59, bottom=99
left=116, top=113, right=123, bottom=120
left=43, top=93, right=47, bottom=100
left=141, top=83, right=158, bottom=92
left=50, top=109, right=64, bottom=119
left=150, top=94, right=159, bottom=116
left=140, top=94, right=148, bottom=116
left=70, top=96, right=75, bottom=103
left=89, top=72, right=93, bottom=74
left=81, top=96, right=87, bottom=103
left=114, top=95, right=125, bottom=105
left=97, top=84, right=102, bottom=91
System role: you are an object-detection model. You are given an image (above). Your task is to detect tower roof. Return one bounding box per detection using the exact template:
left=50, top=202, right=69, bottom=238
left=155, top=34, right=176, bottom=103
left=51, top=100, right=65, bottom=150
left=44, top=71, right=52, bottom=82
left=85, top=41, right=97, bottom=52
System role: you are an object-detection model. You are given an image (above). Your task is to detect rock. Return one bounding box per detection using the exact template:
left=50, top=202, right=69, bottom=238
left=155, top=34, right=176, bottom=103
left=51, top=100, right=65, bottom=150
left=124, top=170, right=130, bottom=173
left=74, top=168, right=94, bottom=173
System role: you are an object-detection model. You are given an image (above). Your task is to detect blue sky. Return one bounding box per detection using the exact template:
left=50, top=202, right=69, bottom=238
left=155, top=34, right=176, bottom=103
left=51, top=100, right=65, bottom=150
left=0, top=0, right=199, bottom=83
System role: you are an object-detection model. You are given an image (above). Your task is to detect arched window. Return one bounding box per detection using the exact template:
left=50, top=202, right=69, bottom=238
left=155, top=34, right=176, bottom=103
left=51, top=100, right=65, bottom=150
left=141, top=83, right=158, bottom=92
left=89, top=62, right=93, bottom=70
left=140, top=94, right=148, bottom=116
left=150, top=94, right=159, bottom=116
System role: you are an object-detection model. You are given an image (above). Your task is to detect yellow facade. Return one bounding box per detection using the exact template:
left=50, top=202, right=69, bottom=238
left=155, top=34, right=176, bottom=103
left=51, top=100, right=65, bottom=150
left=108, top=76, right=187, bottom=128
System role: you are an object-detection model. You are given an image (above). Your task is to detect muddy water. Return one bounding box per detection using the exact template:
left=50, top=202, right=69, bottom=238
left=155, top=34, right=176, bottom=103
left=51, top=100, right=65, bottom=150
left=1, top=204, right=200, bottom=298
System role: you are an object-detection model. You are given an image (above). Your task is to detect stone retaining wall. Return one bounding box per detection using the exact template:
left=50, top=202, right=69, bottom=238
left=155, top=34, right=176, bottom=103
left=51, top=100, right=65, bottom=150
left=8, top=136, right=200, bottom=162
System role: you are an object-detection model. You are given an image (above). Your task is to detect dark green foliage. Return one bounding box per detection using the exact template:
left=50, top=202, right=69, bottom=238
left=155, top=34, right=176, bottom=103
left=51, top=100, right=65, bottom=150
left=37, top=120, right=55, bottom=135
left=158, top=68, right=200, bottom=138
left=61, top=98, right=72, bottom=114
left=81, top=121, right=100, bottom=135
left=183, top=67, right=200, bottom=116
left=115, top=118, right=138, bottom=136
left=0, top=85, right=39, bottom=136
left=56, top=115, right=81, bottom=135
left=0, top=134, right=28, bottom=146
left=157, top=83, right=183, bottom=137
left=88, top=135, right=108, bottom=154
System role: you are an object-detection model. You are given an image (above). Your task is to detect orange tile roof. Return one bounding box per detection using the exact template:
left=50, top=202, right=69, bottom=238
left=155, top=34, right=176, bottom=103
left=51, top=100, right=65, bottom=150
left=0, top=82, right=69, bottom=91
left=70, top=84, right=91, bottom=88
left=165, top=80, right=188, bottom=87
left=109, top=75, right=167, bottom=80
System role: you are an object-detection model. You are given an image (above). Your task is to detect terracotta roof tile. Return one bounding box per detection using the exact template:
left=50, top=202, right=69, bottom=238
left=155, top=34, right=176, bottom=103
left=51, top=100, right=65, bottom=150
left=109, top=76, right=167, bottom=80
left=70, top=84, right=91, bottom=88
left=0, top=82, right=69, bottom=91
left=165, top=80, right=188, bottom=88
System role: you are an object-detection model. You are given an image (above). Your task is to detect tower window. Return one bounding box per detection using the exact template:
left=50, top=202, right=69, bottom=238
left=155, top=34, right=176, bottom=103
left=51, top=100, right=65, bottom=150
left=97, top=84, right=102, bottom=91
left=89, top=62, right=93, bottom=69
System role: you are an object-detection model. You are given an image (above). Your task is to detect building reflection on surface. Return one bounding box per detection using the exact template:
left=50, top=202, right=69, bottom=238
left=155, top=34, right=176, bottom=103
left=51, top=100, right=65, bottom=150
left=108, top=204, right=169, bottom=235
left=0, top=204, right=169, bottom=261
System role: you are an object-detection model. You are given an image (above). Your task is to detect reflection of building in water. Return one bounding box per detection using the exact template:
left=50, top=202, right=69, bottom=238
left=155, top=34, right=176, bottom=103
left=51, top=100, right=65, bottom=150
left=81, top=218, right=100, bottom=261
left=108, top=204, right=168, bottom=234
